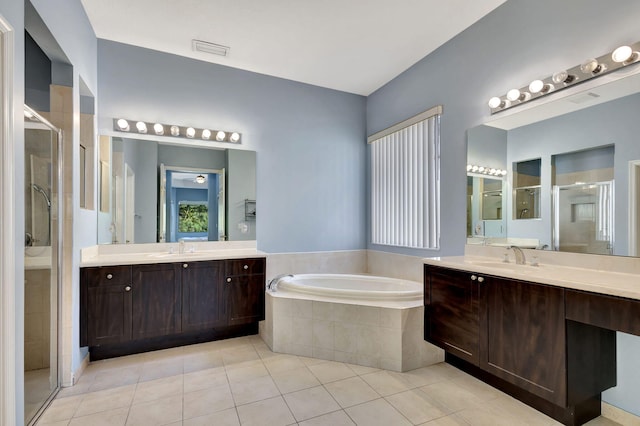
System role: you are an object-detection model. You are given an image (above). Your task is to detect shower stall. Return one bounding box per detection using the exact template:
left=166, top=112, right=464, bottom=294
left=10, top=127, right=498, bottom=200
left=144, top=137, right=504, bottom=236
left=24, top=105, right=61, bottom=424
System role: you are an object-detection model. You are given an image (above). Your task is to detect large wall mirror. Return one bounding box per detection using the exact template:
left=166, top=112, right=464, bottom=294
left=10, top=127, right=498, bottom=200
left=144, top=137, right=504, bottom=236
left=467, top=68, right=640, bottom=257
left=97, top=136, right=256, bottom=244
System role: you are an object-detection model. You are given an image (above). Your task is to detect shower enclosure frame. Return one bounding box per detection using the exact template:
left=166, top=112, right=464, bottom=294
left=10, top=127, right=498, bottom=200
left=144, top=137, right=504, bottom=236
left=23, top=104, right=63, bottom=425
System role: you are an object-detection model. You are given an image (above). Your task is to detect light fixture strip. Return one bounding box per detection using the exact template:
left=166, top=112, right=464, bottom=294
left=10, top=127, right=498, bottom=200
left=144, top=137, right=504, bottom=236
left=113, top=119, right=241, bottom=144
left=488, top=40, right=640, bottom=114
left=466, top=164, right=507, bottom=178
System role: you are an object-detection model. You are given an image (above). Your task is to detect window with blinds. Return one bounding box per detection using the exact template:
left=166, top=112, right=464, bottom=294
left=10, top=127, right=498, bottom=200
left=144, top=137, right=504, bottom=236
left=368, top=106, right=441, bottom=249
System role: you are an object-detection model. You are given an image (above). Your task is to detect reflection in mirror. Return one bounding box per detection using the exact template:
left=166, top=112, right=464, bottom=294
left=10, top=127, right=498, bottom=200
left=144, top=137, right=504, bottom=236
left=97, top=136, right=256, bottom=244
left=468, top=70, right=640, bottom=256
left=467, top=175, right=506, bottom=239
left=513, top=158, right=541, bottom=220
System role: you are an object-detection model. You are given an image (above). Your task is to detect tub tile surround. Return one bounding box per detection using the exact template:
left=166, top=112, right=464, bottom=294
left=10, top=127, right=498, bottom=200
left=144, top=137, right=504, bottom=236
left=266, top=250, right=367, bottom=280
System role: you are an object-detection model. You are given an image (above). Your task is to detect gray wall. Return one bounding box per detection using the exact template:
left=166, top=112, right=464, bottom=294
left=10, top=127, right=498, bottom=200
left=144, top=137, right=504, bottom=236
left=98, top=40, right=367, bottom=253
left=367, top=0, right=640, bottom=414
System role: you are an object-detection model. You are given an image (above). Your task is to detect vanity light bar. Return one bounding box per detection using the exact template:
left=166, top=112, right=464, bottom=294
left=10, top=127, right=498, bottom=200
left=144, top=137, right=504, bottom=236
left=113, top=119, right=241, bottom=144
left=467, top=164, right=507, bottom=177
left=488, top=41, right=640, bottom=114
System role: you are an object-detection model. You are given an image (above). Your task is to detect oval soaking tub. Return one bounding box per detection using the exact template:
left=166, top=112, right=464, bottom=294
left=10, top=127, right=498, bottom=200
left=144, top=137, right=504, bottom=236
left=273, top=273, right=422, bottom=302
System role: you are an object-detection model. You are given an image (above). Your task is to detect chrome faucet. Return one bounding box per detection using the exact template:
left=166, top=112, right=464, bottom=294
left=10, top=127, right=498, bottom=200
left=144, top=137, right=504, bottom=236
left=508, top=246, right=526, bottom=265
left=267, top=274, right=293, bottom=292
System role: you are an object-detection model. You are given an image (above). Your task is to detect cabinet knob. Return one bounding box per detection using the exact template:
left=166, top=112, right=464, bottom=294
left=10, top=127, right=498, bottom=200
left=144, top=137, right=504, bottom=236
left=243, top=264, right=249, bottom=270
left=183, top=263, right=188, bottom=268
left=226, top=277, right=232, bottom=283
left=470, top=275, right=477, bottom=281
left=477, top=276, right=485, bottom=283
left=125, top=286, right=131, bottom=292
left=106, top=273, right=113, bottom=280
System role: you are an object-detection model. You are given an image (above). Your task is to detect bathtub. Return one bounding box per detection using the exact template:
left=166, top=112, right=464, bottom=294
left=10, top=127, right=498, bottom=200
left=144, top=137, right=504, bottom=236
left=260, top=273, right=444, bottom=372
left=273, top=273, right=422, bottom=302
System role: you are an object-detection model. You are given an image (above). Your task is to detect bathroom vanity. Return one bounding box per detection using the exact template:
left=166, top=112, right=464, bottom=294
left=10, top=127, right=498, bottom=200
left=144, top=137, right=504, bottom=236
left=80, top=244, right=265, bottom=360
left=424, top=249, right=640, bottom=426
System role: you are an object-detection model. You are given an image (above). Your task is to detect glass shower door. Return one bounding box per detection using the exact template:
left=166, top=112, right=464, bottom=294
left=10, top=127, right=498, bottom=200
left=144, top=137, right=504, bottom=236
left=553, top=181, right=614, bottom=255
left=24, top=106, right=61, bottom=425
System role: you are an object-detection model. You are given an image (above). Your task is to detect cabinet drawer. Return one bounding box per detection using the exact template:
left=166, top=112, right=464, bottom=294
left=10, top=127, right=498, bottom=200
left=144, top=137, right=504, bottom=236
left=84, top=266, right=132, bottom=287
left=225, top=258, right=265, bottom=276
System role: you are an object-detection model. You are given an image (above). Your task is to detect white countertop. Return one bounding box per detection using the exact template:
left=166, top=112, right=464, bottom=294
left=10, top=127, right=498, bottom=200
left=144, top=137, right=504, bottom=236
left=424, top=255, right=640, bottom=301
left=80, top=241, right=265, bottom=267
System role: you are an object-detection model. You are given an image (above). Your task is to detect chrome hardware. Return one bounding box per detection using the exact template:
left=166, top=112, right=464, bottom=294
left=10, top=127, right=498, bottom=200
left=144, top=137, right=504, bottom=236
left=125, top=286, right=131, bottom=292
left=226, top=277, right=232, bottom=283
left=477, top=276, right=485, bottom=283
left=106, top=273, right=113, bottom=280
left=183, top=263, right=188, bottom=268
left=267, top=274, right=293, bottom=292
left=508, top=246, right=526, bottom=265
left=243, top=264, right=249, bottom=270
left=471, top=275, right=477, bottom=281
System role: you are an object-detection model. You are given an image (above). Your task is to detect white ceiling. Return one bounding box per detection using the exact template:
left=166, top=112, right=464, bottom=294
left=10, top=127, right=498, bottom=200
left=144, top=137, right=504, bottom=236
left=80, top=0, right=506, bottom=95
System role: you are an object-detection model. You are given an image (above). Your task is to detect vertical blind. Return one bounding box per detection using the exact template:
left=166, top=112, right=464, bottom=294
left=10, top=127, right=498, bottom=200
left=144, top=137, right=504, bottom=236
left=369, top=106, right=441, bottom=249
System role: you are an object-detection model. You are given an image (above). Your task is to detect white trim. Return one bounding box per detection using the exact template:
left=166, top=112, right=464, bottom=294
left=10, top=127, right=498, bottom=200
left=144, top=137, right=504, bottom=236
left=367, top=105, right=443, bottom=143
left=602, top=402, right=640, bottom=425
left=629, top=160, right=640, bottom=257
left=0, top=14, right=16, bottom=426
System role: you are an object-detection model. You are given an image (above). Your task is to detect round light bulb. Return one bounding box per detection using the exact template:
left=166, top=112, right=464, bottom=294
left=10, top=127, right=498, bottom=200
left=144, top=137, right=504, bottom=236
left=471, top=166, right=479, bottom=172
left=230, top=132, right=240, bottom=143
left=117, top=119, right=129, bottom=131
left=612, top=45, right=633, bottom=63
left=170, top=125, right=180, bottom=136
left=186, top=127, right=196, bottom=138
left=478, top=166, right=485, bottom=172
left=488, top=97, right=503, bottom=109
left=466, top=165, right=473, bottom=171
left=153, top=123, right=164, bottom=135
left=529, top=80, right=544, bottom=94
left=500, top=170, right=507, bottom=176
left=216, top=131, right=226, bottom=141
left=506, top=89, right=521, bottom=102
left=580, top=58, right=604, bottom=74
left=202, top=129, right=211, bottom=140
left=136, top=121, right=147, bottom=133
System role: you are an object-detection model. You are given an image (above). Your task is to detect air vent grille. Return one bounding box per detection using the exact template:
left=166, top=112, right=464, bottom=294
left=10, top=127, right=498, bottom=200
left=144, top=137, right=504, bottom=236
left=192, top=39, right=229, bottom=57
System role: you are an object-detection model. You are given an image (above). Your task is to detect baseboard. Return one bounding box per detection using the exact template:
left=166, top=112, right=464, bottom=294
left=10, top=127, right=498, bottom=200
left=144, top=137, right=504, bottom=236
left=69, top=352, right=90, bottom=386
left=602, top=402, right=640, bottom=425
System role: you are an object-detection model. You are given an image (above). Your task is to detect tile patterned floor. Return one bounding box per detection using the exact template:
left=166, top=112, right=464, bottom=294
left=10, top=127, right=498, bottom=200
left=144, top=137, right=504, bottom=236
left=35, top=335, right=622, bottom=426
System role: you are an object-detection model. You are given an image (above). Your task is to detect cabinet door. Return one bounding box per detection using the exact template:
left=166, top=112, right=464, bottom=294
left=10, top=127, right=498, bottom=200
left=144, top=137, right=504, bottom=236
left=131, top=263, right=182, bottom=339
left=225, top=274, right=265, bottom=325
left=182, top=261, right=226, bottom=331
left=86, top=284, right=132, bottom=346
left=480, top=276, right=566, bottom=406
left=426, top=266, right=479, bottom=365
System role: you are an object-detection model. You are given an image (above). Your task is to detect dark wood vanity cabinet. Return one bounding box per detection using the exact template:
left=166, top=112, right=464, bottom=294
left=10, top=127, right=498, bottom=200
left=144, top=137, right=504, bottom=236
left=480, top=275, right=566, bottom=406
left=82, top=266, right=132, bottom=346
left=131, top=263, right=182, bottom=340
left=181, top=260, right=226, bottom=331
left=81, top=257, right=266, bottom=358
left=424, top=264, right=619, bottom=425
left=425, top=267, right=479, bottom=365
left=224, top=258, right=266, bottom=325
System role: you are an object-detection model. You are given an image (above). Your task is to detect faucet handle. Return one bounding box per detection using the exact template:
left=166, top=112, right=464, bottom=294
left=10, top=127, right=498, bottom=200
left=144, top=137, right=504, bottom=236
left=502, top=252, right=510, bottom=263
left=531, top=256, right=539, bottom=267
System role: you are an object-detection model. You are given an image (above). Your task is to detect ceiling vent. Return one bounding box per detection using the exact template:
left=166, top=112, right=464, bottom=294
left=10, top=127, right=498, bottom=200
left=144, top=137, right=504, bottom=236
left=567, top=92, right=601, bottom=104
left=192, top=39, right=229, bottom=57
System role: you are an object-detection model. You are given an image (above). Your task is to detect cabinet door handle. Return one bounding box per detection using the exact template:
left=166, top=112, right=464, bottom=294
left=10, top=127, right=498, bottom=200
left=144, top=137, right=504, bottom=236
left=243, top=264, right=249, bottom=270
left=183, top=263, right=188, bottom=268
left=470, top=275, right=477, bottom=281
left=106, top=273, right=113, bottom=280
left=125, top=286, right=131, bottom=292
left=477, top=276, right=485, bottom=283
left=226, top=277, right=232, bottom=283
